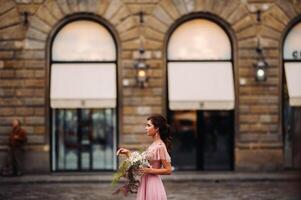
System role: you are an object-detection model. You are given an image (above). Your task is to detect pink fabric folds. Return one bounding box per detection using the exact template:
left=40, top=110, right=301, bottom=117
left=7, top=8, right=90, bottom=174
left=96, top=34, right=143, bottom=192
left=146, top=142, right=171, bottom=163
left=136, top=141, right=171, bottom=200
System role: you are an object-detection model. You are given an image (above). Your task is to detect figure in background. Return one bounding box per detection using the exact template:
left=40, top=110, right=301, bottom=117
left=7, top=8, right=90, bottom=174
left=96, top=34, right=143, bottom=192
left=2, top=119, right=27, bottom=176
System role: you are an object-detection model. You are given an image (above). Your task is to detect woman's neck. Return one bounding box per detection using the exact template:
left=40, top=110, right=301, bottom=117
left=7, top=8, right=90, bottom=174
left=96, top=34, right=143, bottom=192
left=153, top=134, right=161, bottom=143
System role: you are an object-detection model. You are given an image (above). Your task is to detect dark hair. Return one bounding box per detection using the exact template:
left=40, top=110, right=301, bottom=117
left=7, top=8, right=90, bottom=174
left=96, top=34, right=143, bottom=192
left=147, top=114, right=172, bottom=151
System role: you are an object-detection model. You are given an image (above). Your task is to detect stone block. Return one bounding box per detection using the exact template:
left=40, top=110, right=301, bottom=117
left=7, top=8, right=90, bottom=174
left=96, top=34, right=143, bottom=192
left=211, top=0, right=228, bottom=15
left=15, top=50, right=45, bottom=59
left=16, top=88, right=35, bottom=97
left=237, top=26, right=257, bottom=40
left=22, top=150, right=50, bottom=173
left=24, top=97, right=45, bottom=106
left=34, top=70, right=45, bottom=78
left=0, top=8, right=20, bottom=29
left=34, top=107, right=45, bottom=115
left=0, top=51, right=14, bottom=59
left=67, top=0, right=79, bottom=12
left=27, top=26, right=48, bottom=41
left=116, top=17, right=137, bottom=33
left=0, top=69, right=15, bottom=78
left=227, top=5, right=248, bottom=25
left=25, top=116, right=45, bottom=125
left=269, top=6, right=289, bottom=26
left=34, top=126, right=45, bottom=134
left=145, top=27, right=164, bottom=41
left=96, top=0, right=110, bottom=16
left=144, top=39, right=162, bottom=49
left=0, top=79, right=21, bottom=87
left=120, top=27, right=139, bottom=41
left=104, top=0, right=123, bottom=20
left=15, top=0, right=31, bottom=3
left=172, top=0, right=188, bottom=15
left=220, top=1, right=240, bottom=20
left=16, top=107, right=34, bottom=115
left=159, top=0, right=180, bottom=20
left=260, top=26, right=281, bottom=40
left=240, top=114, right=259, bottom=123
left=122, top=39, right=140, bottom=50
left=0, top=88, right=15, bottom=97
left=15, top=69, right=35, bottom=78
left=0, top=107, right=15, bottom=116
left=0, top=0, right=15, bottom=15
left=17, top=4, right=40, bottom=14
left=111, top=6, right=130, bottom=26
left=145, top=16, right=168, bottom=33
left=45, top=0, right=64, bottom=19
left=153, top=5, right=173, bottom=26
left=29, top=16, right=51, bottom=33
left=24, top=39, right=45, bottom=50
left=23, top=79, right=45, bottom=87
left=34, top=89, right=45, bottom=97
left=36, top=5, right=57, bottom=26
left=276, top=0, right=297, bottom=19
left=235, top=148, right=283, bottom=171
left=0, top=25, right=24, bottom=40
left=232, top=15, right=254, bottom=32
left=56, top=0, right=72, bottom=15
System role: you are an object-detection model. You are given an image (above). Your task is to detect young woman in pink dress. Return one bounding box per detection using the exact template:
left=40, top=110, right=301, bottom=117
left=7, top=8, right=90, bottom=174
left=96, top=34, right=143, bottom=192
left=117, top=114, right=172, bottom=200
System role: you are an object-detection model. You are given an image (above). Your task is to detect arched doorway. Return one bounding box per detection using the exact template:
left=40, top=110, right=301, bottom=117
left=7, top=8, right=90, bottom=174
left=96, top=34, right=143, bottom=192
left=167, top=18, right=235, bottom=170
left=283, top=21, right=301, bottom=169
left=49, top=19, right=117, bottom=171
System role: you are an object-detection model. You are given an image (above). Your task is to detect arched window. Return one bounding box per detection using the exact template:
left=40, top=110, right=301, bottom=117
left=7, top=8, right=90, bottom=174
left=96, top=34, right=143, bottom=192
left=167, top=19, right=234, bottom=171
left=50, top=20, right=117, bottom=171
left=168, top=19, right=234, bottom=110
left=283, top=21, right=301, bottom=169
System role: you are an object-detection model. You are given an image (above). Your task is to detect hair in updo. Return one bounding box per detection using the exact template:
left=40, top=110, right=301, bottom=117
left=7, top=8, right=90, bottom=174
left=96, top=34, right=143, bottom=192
left=147, top=114, right=172, bottom=151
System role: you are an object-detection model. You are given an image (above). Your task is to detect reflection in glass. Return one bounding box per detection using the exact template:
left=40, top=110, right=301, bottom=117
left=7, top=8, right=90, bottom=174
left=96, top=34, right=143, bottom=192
left=53, top=109, right=116, bottom=171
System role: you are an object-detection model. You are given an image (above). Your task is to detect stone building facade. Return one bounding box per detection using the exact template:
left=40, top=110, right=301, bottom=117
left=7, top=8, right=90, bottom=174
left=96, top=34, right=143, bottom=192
left=0, top=0, right=300, bottom=173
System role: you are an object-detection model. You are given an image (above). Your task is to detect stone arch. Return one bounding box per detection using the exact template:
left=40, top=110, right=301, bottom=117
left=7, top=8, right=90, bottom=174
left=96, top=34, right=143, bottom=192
left=24, top=0, right=134, bottom=51
left=0, top=0, right=23, bottom=60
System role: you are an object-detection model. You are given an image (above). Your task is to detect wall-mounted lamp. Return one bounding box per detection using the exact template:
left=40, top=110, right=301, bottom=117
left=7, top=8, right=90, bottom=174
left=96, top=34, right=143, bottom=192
left=134, top=48, right=148, bottom=88
left=254, top=46, right=268, bottom=82
left=252, top=8, right=268, bottom=83
left=21, top=11, right=29, bottom=26
left=133, top=11, right=149, bottom=88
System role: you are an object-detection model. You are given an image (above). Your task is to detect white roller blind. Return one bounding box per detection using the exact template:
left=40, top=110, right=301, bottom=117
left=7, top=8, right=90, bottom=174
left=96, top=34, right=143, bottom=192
left=50, top=63, right=116, bottom=108
left=284, top=63, right=301, bottom=106
left=168, top=62, right=234, bottom=110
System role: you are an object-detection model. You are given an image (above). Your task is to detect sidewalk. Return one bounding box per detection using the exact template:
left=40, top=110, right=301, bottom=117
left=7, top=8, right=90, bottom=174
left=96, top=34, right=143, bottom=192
left=1, top=171, right=300, bottom=184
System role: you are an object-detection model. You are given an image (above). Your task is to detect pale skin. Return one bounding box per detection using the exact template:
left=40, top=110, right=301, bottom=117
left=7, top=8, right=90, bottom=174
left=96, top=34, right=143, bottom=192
left=117, top=120, right=172, bottom=175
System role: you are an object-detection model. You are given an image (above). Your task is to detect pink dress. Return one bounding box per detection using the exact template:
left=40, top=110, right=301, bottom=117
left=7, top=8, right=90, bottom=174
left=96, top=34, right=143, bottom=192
left=136, top=141, right=171, bottom=200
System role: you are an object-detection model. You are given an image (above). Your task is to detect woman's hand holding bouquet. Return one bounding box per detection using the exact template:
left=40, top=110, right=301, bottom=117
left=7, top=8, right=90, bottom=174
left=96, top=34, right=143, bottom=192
left=112, top=148, right=150, bottom=196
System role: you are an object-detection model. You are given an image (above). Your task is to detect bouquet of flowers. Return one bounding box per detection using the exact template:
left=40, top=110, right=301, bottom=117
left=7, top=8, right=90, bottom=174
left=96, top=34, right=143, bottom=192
left=112, top=150, right=150, bottom=196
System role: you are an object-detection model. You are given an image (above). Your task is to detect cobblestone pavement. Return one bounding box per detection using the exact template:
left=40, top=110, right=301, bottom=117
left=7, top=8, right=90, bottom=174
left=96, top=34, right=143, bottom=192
left=0, top=181, right=300, bottom=200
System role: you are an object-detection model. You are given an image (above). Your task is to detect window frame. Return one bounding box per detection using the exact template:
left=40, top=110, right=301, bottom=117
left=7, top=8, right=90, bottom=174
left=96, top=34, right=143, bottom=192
left=47, top=14, right=120, bottom=172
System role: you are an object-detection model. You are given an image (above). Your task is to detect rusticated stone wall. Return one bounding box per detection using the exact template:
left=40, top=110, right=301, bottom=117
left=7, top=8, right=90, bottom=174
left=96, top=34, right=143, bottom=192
left=0, top=0, right=300, bottom=172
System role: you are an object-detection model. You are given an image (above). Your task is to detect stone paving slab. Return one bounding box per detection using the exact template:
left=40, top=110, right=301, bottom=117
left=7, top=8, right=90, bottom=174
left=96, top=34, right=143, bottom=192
left=1, top=171, right=300, bottom=184
left=0, top=181, right=300, bottom=200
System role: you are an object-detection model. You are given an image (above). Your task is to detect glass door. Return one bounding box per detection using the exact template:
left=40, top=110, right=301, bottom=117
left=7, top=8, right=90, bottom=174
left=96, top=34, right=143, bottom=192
left=52, top=108, right=116, bottom=171
left=169, top=110, right=234, bottom=170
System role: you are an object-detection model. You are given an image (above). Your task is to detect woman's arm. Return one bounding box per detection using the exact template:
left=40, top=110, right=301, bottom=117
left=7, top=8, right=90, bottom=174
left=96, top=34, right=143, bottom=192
left=116, top=148, right=131, bottom=158
left=140, top=160, right=172, bottom=175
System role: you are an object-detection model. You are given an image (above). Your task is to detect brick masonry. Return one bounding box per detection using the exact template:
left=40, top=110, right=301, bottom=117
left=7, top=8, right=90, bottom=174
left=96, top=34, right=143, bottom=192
left=0, top=0, right=300, bottom=172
